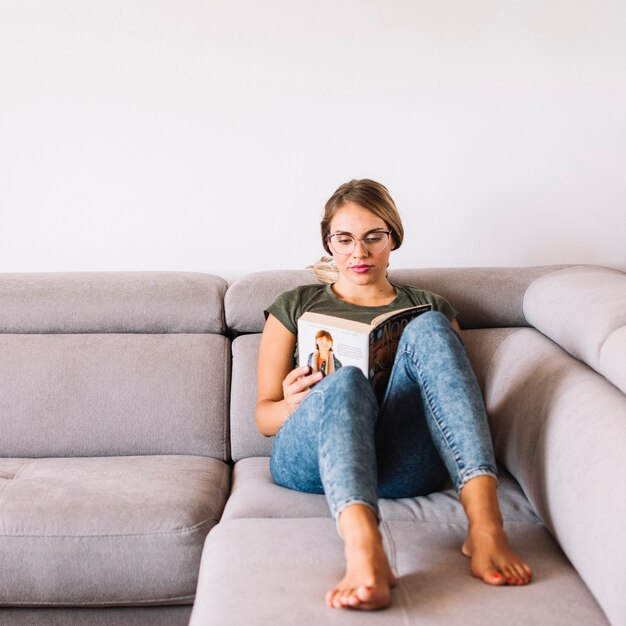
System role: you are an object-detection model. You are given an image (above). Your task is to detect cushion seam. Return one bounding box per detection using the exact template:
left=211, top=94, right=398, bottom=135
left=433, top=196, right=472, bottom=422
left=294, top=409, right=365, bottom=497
left=522, top=265, right=584, bottom=321
left=0, top=517, right=217, bottom=538
left=484, top=328, right=525, bottom=391
left=0, top=459, right=35, bottom=506
left=2, top=595, right=195, bottom=607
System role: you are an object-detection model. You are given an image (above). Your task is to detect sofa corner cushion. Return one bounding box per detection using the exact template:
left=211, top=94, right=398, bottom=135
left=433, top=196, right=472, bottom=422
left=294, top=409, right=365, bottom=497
left=189, top=518, right=607, bottom=626
left=523, top=264, right=626, bottom=393
left=0, top=455, right=230, bottom=606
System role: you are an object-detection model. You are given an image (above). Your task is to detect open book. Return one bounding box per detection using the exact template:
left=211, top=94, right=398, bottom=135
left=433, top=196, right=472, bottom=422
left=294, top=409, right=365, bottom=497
left=297, top=303, right=432, bottom=397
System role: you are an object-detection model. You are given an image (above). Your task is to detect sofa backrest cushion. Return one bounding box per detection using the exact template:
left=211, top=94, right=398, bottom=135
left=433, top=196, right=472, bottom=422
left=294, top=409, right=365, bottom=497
left=0, top=271, right=227, bottom=334
left=225, top=265, right=569, bottom=334
left=0, top=273, right=231, bottom=460
left=523, top=265, right=626, bottom=393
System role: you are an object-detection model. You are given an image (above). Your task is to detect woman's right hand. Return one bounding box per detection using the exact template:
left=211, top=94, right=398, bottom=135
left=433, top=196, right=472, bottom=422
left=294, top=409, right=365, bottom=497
left=282, top=365, right=323, bottom=415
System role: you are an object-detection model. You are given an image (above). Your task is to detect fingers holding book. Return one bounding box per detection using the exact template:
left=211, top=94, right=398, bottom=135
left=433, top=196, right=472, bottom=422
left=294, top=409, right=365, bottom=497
left=282, top=365, right=323, bottom=415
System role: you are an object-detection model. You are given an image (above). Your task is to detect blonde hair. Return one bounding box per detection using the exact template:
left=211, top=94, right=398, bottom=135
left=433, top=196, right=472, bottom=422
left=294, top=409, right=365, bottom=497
left=309, top=179, right=404, bottom=284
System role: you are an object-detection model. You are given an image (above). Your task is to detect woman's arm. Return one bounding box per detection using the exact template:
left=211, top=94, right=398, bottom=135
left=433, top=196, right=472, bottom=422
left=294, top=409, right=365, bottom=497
left=256, top=314, right=322, bottom=437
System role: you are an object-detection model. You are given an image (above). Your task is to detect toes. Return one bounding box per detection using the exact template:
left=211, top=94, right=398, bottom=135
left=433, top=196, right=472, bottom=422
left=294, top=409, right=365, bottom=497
left=522, top=563, right=533, bottom=581
left=512, top=562, right=532, bottom=584
left=356, top=585, right=374, bottom=603
left=347, top=592, right=361, bottom=607
left=327, top=587, right=348, bottom=609
left=339, top=589, right=354, bottom=607
left=483, top=569, right=506, bottom=585
left=325, top=589, right=337, bottom=608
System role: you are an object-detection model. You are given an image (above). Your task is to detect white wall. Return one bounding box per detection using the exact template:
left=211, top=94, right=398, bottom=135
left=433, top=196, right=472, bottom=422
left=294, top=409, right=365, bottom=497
left=1, top=0, right=624, bottom=282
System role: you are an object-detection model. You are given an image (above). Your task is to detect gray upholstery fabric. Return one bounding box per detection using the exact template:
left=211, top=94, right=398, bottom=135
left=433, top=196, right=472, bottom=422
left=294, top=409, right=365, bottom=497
left=0, top=334, right=231, bottom=460
left=190, top=518, right=608, bottom=626
left=0, top=606, right=191, bottom=626
left=222, top=457, right=541, bottom=525
left=523, top=265, right=626, bottom=393
left=230, top=334, right=270, bottom=462
left=484, top=327, right=626, bottom=625
left=225, top=269, right=314, bottom=334
left=0, top=272, right=227, bottom=334
left=388, top=266, right=565, bottom=329
left=0, top=455, right=230, bottom=606
left=229, top=328, right=519, bottom=462
left=224, top=266, right=569, bottom=334
left=458, top=327, right=520, bottom=395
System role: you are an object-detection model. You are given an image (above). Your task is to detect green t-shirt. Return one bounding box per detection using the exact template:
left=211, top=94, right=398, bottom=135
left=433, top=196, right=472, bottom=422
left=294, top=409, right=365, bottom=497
left=265, top=282, right=458, bottom=336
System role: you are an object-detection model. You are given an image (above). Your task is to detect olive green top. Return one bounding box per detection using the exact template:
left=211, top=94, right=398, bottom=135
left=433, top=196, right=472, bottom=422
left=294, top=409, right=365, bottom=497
left=265, top=282, right=458, bottom=336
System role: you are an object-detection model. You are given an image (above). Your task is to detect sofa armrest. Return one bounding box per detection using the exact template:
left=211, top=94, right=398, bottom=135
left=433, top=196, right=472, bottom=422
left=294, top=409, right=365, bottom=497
left=523, top=265, right=626, bottom=393
left=484, top=327, right=626, bottom=624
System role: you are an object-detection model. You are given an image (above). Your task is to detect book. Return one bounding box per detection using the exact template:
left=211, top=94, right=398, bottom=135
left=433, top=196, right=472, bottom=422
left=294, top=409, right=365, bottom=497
left=297, top=303, right=432, bottom=397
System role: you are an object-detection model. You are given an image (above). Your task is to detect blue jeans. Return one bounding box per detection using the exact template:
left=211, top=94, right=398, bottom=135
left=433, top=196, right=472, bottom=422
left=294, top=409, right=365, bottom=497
left=269, top=311, right=497, bottom=524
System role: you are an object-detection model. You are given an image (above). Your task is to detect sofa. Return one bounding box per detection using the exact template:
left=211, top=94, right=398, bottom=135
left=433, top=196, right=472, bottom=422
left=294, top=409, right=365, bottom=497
left=0, top=265, right=624, bottom=626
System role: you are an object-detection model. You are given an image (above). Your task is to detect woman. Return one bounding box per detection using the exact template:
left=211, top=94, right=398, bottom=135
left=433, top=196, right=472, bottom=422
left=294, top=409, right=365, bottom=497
left=307, top=330, right=342, bottom=377
left=256, top=179, right=532, bottom=611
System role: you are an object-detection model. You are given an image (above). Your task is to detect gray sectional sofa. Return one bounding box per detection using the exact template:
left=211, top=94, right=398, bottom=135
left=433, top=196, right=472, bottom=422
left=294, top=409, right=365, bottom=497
left=1, top=265, right=624, bottom=626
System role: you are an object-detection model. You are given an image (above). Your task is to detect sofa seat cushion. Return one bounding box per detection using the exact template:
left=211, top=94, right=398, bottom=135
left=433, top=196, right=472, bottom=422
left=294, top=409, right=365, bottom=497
left=190, top=518, right=608, bottom=626
left=221, top=457, right=541, bottom=524
left=0, top=455, right=230, bottom=607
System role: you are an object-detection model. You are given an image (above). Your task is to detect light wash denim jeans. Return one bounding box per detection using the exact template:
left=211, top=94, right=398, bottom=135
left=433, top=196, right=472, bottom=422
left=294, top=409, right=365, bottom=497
left=269, top=311, right=497, bottom=525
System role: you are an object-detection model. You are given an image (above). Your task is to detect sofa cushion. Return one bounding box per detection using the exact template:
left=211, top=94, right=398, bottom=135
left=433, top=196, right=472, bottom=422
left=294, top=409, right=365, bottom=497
left=222, top=457, right=541, bottom=525
left=189, top=518, right=608, bottom=626
left=523, top=265, right=626, bottom=393
left=224, top=266, right=568, bottom=334
left=0, top=333, right=231, bottom=459
left=484, top=326, right=626, bottom=625
left=230, top=334, right=270, bottom=461
left=0, top=455, right=230, bottom=606
left=0, top=272, right=227, bottom=334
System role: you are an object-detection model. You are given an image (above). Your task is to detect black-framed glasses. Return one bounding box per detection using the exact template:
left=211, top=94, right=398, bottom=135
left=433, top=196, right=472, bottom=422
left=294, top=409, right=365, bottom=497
left=327, top=230, right=392, bottom=256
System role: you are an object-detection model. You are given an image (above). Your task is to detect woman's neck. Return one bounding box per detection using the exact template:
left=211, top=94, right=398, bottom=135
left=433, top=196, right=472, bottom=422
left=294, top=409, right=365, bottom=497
left=331, top=279, right=397, bottom=307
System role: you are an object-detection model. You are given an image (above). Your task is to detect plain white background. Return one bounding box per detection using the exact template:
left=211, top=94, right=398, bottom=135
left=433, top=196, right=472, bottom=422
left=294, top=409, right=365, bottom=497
left=1, top=0, right=624, bottom=282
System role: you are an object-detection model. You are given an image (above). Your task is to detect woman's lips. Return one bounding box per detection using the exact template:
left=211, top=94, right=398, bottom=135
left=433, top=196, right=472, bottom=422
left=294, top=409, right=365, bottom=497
left=351, top=265, right=372, bottom=274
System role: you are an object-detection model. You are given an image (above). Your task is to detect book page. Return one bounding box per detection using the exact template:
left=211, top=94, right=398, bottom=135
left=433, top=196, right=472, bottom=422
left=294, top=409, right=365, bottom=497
left=297, top=318, right=370, bottom=377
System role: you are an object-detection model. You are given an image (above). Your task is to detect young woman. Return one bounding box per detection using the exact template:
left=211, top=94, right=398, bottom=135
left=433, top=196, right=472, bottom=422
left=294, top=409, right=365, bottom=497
left=256, top=179, right=532, bottom=611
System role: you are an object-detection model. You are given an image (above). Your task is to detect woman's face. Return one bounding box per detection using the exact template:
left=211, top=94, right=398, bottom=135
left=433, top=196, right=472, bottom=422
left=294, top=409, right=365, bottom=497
left=328, top=202, right=393, bottom=287
left=316, top=336, right=333, bottom=352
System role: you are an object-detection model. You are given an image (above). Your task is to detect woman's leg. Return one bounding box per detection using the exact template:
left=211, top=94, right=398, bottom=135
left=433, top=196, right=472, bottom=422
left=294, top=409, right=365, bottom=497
left=270, top=366, right=396, bottom=609
left=270, top=366, right=379, bottom=521
left=376, top=311, right=531, bottom=585
left=376, top=311, right=497, bottom=496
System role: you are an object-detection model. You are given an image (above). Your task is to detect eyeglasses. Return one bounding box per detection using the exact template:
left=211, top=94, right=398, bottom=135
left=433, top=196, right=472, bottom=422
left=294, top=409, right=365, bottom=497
left=327, top=230, right=392, bottom=256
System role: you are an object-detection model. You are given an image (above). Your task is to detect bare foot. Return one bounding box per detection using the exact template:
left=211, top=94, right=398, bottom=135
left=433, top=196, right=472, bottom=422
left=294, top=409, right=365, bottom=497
left=462, top=523, right=532, bottom=586
left=326, top=506, right=397, bottom=610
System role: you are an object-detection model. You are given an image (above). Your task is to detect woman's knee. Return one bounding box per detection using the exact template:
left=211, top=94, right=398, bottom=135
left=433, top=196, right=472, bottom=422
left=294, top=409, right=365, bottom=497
left=329, top=364, right=369, bottom=387
left=400, top=310, right=452, bottom=345
left=317, top=366, right=378, bottom=414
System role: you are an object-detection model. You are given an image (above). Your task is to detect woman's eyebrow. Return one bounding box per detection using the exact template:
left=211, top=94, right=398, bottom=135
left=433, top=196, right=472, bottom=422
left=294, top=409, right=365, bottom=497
left=330, top=228, right=387, bottom=236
